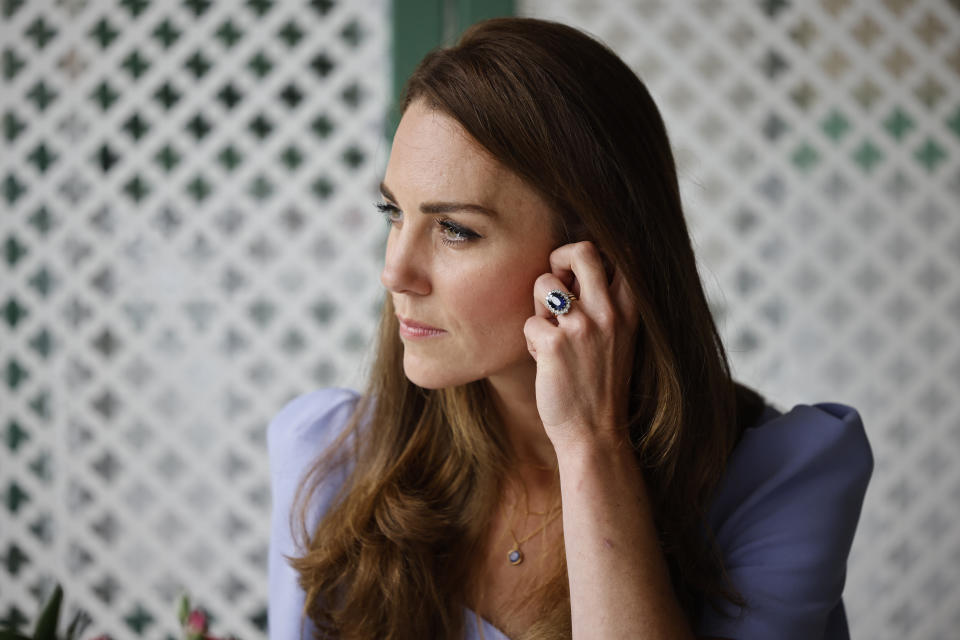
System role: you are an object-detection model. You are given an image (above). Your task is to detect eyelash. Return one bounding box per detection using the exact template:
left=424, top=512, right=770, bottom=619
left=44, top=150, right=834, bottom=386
left=374, top=201, right=480, bottom=246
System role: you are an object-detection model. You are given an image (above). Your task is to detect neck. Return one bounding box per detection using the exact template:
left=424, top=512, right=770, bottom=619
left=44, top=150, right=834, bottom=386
left=486, top=359, right=559, bottom=484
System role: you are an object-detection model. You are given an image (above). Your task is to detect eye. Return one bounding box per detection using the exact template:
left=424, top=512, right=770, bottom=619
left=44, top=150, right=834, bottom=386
left=436, top=218, right=480, bottom=246
left=375, top=201, right=401, bottom=224
left=374, top=201, right=481, bottom=247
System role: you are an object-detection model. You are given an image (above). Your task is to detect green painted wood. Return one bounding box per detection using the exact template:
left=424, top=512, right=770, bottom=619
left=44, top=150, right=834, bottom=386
left=389, top=0, right=514, bottom=138
left=390, top=0, right=444, bottom=136
left=455, top=0, right=513, bottom=34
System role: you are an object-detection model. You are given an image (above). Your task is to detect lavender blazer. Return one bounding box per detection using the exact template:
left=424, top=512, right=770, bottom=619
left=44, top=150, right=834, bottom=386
left=268, top=388, right=872, bottom=639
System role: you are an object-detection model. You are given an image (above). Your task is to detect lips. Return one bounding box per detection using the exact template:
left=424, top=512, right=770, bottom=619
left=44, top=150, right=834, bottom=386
left=397, top=315, right=443, bottom=331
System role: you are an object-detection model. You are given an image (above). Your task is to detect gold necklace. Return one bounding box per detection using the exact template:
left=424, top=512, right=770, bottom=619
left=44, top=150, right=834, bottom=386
left=505, top=484, right=562, bottom=566
left=506, top=508, right=562, bottom=565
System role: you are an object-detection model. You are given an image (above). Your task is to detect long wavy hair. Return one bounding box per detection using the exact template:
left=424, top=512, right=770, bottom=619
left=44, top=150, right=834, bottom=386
left=287, top=17, right=764, bottom=640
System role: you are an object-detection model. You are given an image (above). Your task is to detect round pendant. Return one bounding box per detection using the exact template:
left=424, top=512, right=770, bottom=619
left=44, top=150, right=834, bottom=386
left=507, top=549, right=523, bottom=565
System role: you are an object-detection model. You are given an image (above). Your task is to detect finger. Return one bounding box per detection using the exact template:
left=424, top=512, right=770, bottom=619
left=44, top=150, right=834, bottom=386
left=524, top=314, right=564, bottom=360
left=548, top=242, right=613, bottom=313
left=532, top=272, right=579, bottom=321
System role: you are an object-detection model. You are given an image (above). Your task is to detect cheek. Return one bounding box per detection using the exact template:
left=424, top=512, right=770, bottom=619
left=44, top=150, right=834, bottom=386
left=445, top=254, right=545, bottom=341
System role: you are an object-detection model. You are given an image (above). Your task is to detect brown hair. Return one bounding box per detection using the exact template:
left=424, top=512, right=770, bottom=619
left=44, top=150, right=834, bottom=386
left=287, top=16, right=761, bottom=639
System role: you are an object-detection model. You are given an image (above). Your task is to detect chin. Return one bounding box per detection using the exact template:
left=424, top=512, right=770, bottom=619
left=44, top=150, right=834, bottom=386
left=402, top=355, right=481, bottom=390
left=403, top=365, right=468, bottom=390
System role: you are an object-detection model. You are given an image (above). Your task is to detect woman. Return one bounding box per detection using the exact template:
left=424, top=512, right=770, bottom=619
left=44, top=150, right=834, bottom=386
left=268, top=17, right=873, bottom=640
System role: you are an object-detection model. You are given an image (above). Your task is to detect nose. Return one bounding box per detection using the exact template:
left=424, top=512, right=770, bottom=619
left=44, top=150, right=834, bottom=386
left=379, top=225, right=431, bottom=295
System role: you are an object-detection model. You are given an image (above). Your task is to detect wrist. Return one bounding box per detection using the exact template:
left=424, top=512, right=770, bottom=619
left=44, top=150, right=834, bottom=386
left=553, top=429, right=639, bottom=476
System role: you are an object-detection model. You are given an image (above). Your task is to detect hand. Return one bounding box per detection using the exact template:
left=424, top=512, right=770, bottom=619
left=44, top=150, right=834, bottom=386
left=523, top=241, right=640, bottom=454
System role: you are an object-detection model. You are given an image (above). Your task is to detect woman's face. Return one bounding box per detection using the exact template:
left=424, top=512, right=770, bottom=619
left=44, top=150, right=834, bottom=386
left=379, top=99, right=560, bottom=389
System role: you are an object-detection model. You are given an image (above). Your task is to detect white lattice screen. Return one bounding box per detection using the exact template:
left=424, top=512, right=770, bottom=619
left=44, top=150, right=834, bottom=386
left=1, top=0, right=389, bottom=637
left=517, top=1, right=960, bottom=638
left=3, top=0, right=960, bottom=639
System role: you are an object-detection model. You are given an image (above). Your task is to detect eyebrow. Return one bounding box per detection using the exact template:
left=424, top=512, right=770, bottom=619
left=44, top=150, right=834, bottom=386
left=379, top=181, right=499, bottom=218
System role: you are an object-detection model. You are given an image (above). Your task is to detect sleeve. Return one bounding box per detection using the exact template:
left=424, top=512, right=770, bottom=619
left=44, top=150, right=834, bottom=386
left=694, top=403, right=874, bottom=640
left=267, top=387, right=360, bottom=640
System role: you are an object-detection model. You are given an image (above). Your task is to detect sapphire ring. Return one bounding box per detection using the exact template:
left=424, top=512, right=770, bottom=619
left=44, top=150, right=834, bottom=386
left=544, top=289, right=577, bottom=316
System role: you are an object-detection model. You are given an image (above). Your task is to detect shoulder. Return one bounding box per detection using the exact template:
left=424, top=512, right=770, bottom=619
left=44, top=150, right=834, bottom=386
left=266, top=386, right=363, bottom=547
left=697, top=402, right=874, bottom=639
left=710, top=402, right=873, bottom=533
left=266, top=387, right=364, bottom=500
left=266, top=387, right=362, bottom=464
left=267, top=387, right=360, bottom=640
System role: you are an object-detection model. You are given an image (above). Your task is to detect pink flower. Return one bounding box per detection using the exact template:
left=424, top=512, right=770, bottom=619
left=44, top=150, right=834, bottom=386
left=186, top=609, right=209, bottom=634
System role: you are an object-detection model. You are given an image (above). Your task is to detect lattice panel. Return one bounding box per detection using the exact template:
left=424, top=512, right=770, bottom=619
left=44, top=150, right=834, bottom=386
left=517, top=0, right=960, bottom=638
left=1, top=0, right=389, bottom=637
left=5, top=0, right=960, bottom=638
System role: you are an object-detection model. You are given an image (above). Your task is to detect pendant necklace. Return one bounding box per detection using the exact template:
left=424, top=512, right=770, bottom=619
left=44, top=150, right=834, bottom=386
left=505, top=489, right=562, bottom=566
left=506, top=509, right=562, bottom=565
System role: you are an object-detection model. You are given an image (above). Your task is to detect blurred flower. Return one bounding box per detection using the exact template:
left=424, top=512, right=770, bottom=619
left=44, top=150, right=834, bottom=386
left=0, top=584, right=241, bottom=640
left=185, top=608, right=209, bottom=636
left=178, top=594, right=239, bottom=640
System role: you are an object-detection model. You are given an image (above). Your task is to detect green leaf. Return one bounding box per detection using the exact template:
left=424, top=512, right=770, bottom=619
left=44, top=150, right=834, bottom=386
left=177, top=594, right=190, bottom=626
left=0, top=630, right=33, bottom=640
left=31, top=583, right=62, bottom=640
left=64, top=609, right=91, bottom=640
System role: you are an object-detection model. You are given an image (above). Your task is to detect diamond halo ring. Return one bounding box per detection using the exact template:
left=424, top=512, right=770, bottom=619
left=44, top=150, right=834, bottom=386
left=544, top=289, right=577, bottom=316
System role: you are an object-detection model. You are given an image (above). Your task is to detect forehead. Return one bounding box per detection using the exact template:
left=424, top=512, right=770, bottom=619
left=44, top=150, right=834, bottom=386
left=387, top=101, right=502, bottom=184
left=384, top=101, right=555, bottom=231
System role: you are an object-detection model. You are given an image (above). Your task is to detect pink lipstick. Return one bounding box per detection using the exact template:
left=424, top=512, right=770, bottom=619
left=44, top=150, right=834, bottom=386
left=397, top=315, right=446, bottom=338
